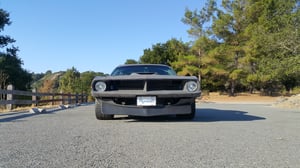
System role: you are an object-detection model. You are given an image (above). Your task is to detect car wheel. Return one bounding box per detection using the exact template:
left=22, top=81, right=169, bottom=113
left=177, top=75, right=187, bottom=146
left=177, top=102, right=196, bottom=119
left=95, top=99, right=113, bottom=120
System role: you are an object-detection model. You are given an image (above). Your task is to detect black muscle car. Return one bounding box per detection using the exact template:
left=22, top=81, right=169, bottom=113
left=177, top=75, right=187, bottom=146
left=91, top=64, right=201, bottom=120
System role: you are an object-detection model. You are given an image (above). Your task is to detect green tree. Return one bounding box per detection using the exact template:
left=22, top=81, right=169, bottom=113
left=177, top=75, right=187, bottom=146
left=180, top=0, right=221, bottom=86
left=59, top=67, right=81, bottom=93
left=208, top=0, right=253, bottom=95
left=124, top=59, right=138, bottom=64
left=182, top=0, right=217, bottom=38
left=139, top=38, right=189, bottom=66
left=80, top=71, right=105, bottom=101
left=80, top=71, right=105, bottom=94
left=0, top=8, right=32, bottom=90
left=182, top=0, right=300, bottom=95
left=245, top=0, right=300, bottom=94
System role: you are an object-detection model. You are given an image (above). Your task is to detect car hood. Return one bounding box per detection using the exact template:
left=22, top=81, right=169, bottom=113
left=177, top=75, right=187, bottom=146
left=92, top=74, right=198, bottom=81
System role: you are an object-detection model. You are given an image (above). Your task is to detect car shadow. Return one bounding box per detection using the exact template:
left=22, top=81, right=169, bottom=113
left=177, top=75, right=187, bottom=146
left=123, top=108, right=266, bottom=122
left=194, top=108, right=265, bottom=122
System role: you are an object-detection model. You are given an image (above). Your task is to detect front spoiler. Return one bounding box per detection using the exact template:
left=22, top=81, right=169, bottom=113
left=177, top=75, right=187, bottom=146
left=99, top=99, right=193, bottom=117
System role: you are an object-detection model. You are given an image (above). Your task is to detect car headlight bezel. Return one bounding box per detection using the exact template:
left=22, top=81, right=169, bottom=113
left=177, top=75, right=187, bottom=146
left=94, top=81, right=106, bottom=92
left=186, top=81, right=198, bottom=92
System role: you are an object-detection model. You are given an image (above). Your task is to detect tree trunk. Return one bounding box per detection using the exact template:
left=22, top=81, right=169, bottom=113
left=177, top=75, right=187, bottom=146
left=229, top=80, right=235, bottom=96
left=198, top=49, right=202, bottom=83
left=249, top=85, right=254, bottom=94
left=198, top=73, right=201, bottom=83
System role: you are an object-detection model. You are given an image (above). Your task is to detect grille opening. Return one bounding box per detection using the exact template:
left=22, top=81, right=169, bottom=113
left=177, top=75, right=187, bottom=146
left=147, top=80, right=184, bottom=91
left=109, top=80, right=144, bottom=90
left=113, top=98, right=136, bottom=105
left=156, top=98, right=180, bottom=105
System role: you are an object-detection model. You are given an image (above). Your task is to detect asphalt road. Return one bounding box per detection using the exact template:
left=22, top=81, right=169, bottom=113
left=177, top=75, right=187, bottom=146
left=0, top=103, right=299, bottom=168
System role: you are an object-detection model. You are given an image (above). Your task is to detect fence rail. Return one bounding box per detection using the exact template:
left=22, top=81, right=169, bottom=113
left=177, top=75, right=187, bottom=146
left=0, top=84, right=88, bottom=110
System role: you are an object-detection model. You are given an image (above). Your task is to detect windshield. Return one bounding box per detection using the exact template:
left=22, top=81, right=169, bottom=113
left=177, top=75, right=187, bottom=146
left=111, top=65, right=177, bottom=76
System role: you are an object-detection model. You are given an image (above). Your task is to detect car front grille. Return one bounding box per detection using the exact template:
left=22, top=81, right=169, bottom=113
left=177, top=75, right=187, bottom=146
left=108, top=80, right=185, bottom=91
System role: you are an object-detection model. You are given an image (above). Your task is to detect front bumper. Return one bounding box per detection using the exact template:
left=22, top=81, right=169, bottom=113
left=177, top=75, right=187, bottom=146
left=99, top=98, right=194, bottom=116
left=92, top=90, right=201, bottom=98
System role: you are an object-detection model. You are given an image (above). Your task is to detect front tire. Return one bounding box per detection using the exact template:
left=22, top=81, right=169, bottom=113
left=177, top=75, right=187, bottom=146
left=95, top=99, right=113, bottom=120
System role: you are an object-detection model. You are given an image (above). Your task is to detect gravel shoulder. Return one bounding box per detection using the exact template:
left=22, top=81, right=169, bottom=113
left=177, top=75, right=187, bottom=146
left=199, top=92, right=277, bottom=104
left=199, top=92, right=300, bottom=110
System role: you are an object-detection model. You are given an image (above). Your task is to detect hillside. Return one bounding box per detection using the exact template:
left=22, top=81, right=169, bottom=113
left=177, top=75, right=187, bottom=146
left=32, top=72, right=65, bottom=93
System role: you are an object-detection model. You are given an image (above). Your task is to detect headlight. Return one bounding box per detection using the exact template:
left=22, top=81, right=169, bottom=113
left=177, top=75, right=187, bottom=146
left=186, top=81, right=198, bottom=92
left=94, top=81, right=106, bottom=92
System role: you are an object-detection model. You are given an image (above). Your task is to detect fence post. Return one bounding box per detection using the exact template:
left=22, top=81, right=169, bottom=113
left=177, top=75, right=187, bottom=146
left=6, top=84, right=13, bottom=110
left=60, top=91, right=64, bottom=105
left=52, top=93, right=55, bottom=105
left=32, top=88, right=37, bottom=107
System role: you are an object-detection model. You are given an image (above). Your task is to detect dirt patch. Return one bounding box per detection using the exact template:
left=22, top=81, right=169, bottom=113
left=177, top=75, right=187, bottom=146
left=198, top=92, right=300, bottom=110
left=198, top=92, right=278, bottom=104
left=273, top=94, right=300, bottom=110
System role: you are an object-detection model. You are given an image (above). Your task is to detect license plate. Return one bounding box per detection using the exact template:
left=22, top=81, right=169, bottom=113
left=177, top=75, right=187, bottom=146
left=137, top=96, right=156, bottom=106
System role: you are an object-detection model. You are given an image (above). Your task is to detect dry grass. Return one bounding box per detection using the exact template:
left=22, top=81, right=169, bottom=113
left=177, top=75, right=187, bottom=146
left=199, top=92, right=300, bottom=109
left=198, top=92, right=278, bottom=104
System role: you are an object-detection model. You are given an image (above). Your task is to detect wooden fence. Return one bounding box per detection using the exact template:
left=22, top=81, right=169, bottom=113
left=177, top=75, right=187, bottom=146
left=0, top=84, right=88, bottom=111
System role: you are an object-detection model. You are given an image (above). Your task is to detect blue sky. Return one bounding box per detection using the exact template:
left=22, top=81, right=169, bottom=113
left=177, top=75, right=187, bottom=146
left=1, top=0, right=205, bottom=74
